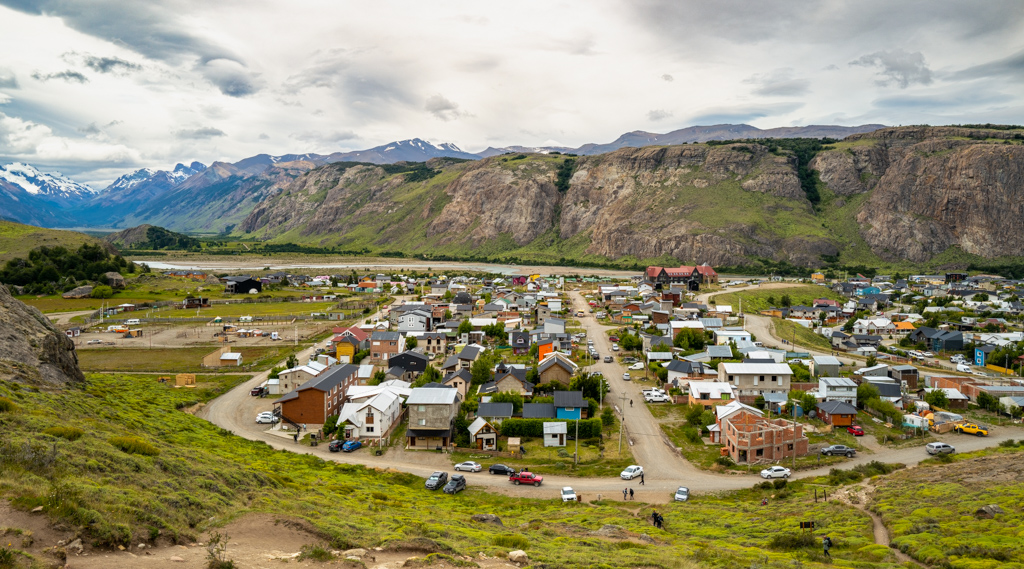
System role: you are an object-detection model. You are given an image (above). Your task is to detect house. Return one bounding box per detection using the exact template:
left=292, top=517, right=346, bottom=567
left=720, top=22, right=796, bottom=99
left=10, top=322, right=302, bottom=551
left=538, top=352, right=578, bottom=386
left=476, top=402, right=514, bottom=424
left=420, top=332, right=448, bottom=355
left=811, top=355, right=842, bottom=378
left=892, top=321, right=915, bottom=336
left=441, top=369, right=472, bottom=400
left=910, top=327, right=964, bottom=352
left=715, top=330, right=752, bottom=345
left=553, top=390, right=587, bottom=420
left=817, top=377, right=858, bottom=406
left=370, top=331, right=402, bottom=363
left=665, top=360, right=713, bottom=386
left=866, top=379, right=904, bottom=409
left=973, top=344, right=997, bottom=366
left=544, top=318, right=566, bottom=335
left=717, top=362, right=794, bottom=404
left=713, top=400, right=763, bottom=443
left=889, top=365, right=920, bottom=390
left=919, top=387, right=970, bottom=410
left=277, top=364, right=359, bottom=425
left=223, top=276, right=262, bottom=294
left=688, top=381, right=735, bottom=409
left=406, top=387, right=462, bottom=449
left=335, top=389, right=404, bottom=443
left=389, top=351, right=429, bottom=377
left=721, top=410, right=808, bottom=464
left=277, top=361, right=328, bottom=394
left=543, top=422, right=568, bottom=447
left=479, top=364, right=534, bottom=397
left=332, top=335, right=360, bottom=363
left=523, top=402, right=556, bottom=419
left=457, top=345, right=483, bottom=370
left=510, top=330, right=531, bottom=354
left=202, top=346, right=243, bottom=368
left=467, top=417, right=498, bottom=450
left=815, top=400, right=858, bottom=426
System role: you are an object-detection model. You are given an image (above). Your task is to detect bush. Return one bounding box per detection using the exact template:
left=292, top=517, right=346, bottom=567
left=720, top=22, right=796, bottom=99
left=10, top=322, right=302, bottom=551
left=716, top=456, right=735, bottom=468
left=0, top=547, right=16, bottom=569
left=768, top=532, right=816, bottom=550
left=757, top=481, right=774, bottom=490
left=44, top=426, right=84, bottom=441
left=0, top=397, right=17, bottom=413
left=499, top=418, right=602, bottom=439
left=826, top=468, right=863, bottom=485
left=998, top=439, right=1016, bottom=448
left=492, top=535, right=529, bottom=550
left=297, top=543, right=334, bottom=562
left=601, top=406, right=614, bottom=426
left=90, top=285, right=114, bottom=299
left=852, top=461, right=902, bottom=477
left=773, top=479, right=787, bottom=490
left=108, top=436, right=160, bottom=456
left=683, top=426, right=702, bottom=443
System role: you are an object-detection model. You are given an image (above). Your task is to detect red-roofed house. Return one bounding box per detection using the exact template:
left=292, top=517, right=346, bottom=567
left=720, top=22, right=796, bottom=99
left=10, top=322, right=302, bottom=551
left=646, top=264, right=717, bottom=290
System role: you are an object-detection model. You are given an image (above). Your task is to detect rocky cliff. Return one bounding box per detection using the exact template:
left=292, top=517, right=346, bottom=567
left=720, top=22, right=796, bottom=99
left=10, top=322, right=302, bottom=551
left=234, top=125, right=1024, bottom=267
left=0, top=284, right=85, bottom=385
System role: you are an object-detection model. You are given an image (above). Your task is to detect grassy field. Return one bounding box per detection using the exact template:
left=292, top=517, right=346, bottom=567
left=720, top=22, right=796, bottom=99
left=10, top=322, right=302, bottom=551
left=77, top=345, right=303, bottom=372
left=0, top=372, right=907, bottom=568
left=772, top=318, right=833, bottom=352
left=0, top=220, right=103, bottom=263
left=711, top=284, right=845, bottom=314
left=452, top=431, right=634, bottom=479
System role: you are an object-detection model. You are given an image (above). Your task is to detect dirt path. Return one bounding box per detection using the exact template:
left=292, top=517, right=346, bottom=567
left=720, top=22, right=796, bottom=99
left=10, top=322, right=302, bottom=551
left=833, top=483, right=928, bottom=568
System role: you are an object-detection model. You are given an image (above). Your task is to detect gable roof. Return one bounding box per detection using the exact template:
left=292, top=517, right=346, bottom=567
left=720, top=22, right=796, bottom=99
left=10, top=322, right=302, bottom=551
left=523, top=402, right=556, bottom=419
left=816, top=400, right=858, bottom=415
left=296, top=364, right=358, bottom=394
left=406, top=387, right=460, bottom=405
left=553, top=391, right=586, bottom=408
left=538, top=352, right=578, bottom=374
left=718, top=362, right=793, bottom=375
left=477, top=402, right=514, bottom=418
left=543, top=422, right=567, bottom=435
left=468, top=416, right=493, bottom=437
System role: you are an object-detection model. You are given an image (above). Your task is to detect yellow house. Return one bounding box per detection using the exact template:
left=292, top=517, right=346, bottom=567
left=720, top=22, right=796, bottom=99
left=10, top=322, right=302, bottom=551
left=334, top=336, right=358, bottom=363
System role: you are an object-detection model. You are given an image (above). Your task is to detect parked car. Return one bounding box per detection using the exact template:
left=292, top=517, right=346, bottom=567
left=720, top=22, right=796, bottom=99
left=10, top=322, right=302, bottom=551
left=674, top=486, right=690, bottom=502
left=603, top=356, right=613, bottom=363
left=622, top=373, right=631, bottom=381
left=623, top=357, right=637, bottom=363
left=610, top=336, right=620, bottom=342
left=87, top=339, right=102, bottom=344
left=629, top=362, right=644, bottom=370
left=328, top=439, right=345, bottom=452
left=644, top=392, right=671, bottom=403
left=443, top=474, right=467, bottom=494
left=425, top=471, right=449, bottom=490
left=341, top=440, right=362, bottom=452
left=455, top=461, right=482, bottom=472
left=255, top=413, right=277, bottom=424
left=250, top=386, right=267, bottom=396
left=612, top=344, right=620, bottom=351
left=561, top=487, right=577, bottom=502
left=620, top=465, right=644, bottom=480
left=509, top=471, right=544, bottom=486
left=821, top=445, right=856, bottom=457
left=760, top=466, right=791, bottom=479
left=926, top=442, right=955, bottom=455
left=489, top=464, right=515, bottom=476
left=956, top=363, right=972, bottom=373
left=954, top=423, right=989, bottom=436
left=847, top=425, right=865, bottom=436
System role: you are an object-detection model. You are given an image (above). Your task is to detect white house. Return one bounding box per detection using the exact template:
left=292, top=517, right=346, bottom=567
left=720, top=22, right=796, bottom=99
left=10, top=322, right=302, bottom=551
left=714, top=330, right=752, bottom=345
left=543, top=422, right=567, bottom=447
left=717, top=362, right=793, bottom=402
left=817, top=377, right=858, bottom=406
left=853, top=318, right=895, bottom=335
left=397, top=310, right=431, bottom=333
left=336, top=389, right=404, bottom=442
left=468, top=417, right=498, bottom=451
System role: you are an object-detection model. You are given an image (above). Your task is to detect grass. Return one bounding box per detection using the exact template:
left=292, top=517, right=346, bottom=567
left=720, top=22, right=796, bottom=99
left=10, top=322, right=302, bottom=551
left=710, top=284, right=845, bottom=314
left=0, top=371, right=925, bottom=567
left=77, top=346, right=303, bottom=373
left=0, top=220, right=103, bottom=264
left=772, top=319, right=833, bottom=352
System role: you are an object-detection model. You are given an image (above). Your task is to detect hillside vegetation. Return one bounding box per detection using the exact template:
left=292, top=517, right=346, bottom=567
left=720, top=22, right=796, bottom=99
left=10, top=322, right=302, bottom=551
left=0, top=221, right=106, bottom=264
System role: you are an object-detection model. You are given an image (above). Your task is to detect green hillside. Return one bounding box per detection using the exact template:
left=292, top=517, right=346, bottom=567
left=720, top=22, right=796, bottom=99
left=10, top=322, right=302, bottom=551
left=0, top=220, right=107, bottom=263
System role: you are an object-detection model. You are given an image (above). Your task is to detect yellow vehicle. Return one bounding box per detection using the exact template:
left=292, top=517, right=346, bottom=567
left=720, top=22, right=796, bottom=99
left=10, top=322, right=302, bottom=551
left=954, top=423, right=989, bottom=436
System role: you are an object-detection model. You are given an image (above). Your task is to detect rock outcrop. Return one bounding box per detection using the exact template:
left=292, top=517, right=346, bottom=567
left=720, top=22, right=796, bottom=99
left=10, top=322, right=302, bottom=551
left=0, top=284, right=85, bottom=385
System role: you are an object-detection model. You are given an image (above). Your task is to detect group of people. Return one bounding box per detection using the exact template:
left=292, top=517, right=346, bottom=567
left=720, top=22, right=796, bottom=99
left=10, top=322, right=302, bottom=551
left=650, top=511, right=664, bottom=529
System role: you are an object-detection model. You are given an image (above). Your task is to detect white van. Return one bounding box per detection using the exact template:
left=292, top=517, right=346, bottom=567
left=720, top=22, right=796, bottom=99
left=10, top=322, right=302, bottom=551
left=956, top=363, right=971, bottom=373
left=270, top=332, right=280, bottom=341
left=125, top=318, right=141, bottom=326
left=239, top=316, right=254, bottom=323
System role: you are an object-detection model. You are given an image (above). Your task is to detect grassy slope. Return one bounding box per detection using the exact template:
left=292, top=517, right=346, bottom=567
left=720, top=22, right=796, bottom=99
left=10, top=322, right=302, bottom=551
left=0, top=374, right=905, bottom=568
left=711, top=284, right=845, bottom=313
left=0, top=221, right=104, bottom=264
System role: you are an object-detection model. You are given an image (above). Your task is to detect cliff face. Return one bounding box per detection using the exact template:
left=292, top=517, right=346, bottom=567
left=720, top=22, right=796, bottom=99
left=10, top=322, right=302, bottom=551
left=236, top=126, right=1024, bottom=266
left=0, top=284, right=85, bottom=386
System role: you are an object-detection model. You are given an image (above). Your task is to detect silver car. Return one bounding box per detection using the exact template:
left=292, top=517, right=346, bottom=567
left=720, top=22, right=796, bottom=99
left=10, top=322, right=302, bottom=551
left=926, top=442, right=955, bottom=455
left=454, top=461, right=482, bottom=472
left=674, top=486, right=689, bottom=502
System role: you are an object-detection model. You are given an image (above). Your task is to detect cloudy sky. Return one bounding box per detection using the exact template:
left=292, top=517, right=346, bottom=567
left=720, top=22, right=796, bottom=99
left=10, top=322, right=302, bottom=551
left=1, top=0, right=1022, bottom=187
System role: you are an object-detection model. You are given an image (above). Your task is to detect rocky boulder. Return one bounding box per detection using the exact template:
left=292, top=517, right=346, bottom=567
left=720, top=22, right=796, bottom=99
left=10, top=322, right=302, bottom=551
left=62, top=285, right=93, bottom=299
left=104, top=272, right=126, bottom=289
left=508, top=550, right=529, bottom=564
left=1, top=284, right=85, bottom=385
left=470, top=514, right=503, bottom=526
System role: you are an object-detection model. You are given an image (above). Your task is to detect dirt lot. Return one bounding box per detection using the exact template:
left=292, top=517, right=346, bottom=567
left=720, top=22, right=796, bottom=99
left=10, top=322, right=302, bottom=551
left=72, top=320, right=332, bottom=350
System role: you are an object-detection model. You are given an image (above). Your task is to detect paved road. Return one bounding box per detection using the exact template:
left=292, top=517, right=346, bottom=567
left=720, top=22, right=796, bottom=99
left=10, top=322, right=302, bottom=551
left=198, top=289, right=1023, bottom=503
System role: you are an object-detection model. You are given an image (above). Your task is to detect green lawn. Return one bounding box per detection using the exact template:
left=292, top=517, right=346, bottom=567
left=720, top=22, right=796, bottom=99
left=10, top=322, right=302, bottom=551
left=710, top=284, right=845, bottom=313
left=772, top=318, right=833, bottom=352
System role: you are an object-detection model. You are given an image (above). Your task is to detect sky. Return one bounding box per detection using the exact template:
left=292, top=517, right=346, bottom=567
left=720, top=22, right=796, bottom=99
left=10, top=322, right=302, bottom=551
left=0, top=0, right=1023, bottom=188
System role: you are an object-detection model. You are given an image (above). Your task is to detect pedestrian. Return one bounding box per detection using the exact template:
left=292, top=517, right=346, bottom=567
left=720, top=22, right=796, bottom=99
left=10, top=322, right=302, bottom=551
left=623, top=487, right=628, bottom=500
left=293, top=432, right=298, bottom=443
left=629, top=488, right=634, bottom=500
left=302, top=423, right=307, bottom=432
left=640, top=472, right=644, bottom=485
left=822, top=536, right=831, bottom=558
left=630, top=399, right=633, bottom=408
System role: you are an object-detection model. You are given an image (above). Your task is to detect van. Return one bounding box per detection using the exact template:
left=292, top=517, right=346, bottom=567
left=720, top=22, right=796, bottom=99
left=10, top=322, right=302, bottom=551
left=125, top=318, right=141, bottom=326
left=239, top=316, right=254, bottom=323
left=270, top=332, right=280, bottom=341
left=956, top=363, right=971, bottom=373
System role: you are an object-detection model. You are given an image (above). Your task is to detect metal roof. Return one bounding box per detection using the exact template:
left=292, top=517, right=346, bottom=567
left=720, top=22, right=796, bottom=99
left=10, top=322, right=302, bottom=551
left=406, top=387, right=459, bottom=405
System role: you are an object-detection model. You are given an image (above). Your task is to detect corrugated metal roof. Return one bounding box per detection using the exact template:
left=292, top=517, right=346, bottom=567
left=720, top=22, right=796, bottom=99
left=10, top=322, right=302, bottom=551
left=406, top=387, right=459, bottom=405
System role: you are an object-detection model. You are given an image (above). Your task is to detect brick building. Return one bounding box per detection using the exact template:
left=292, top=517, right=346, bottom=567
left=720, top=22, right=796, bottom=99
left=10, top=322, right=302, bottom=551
left=722, top=410, right=809, bottom=464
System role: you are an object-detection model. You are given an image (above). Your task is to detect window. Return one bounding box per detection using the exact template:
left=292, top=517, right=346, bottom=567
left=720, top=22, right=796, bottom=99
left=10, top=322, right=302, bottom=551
left=721, top=393, right=730, bottom=400
left=418, top=405, right=426, bottom=412
left=418, top=419, right=426, bottom=426
left=366, top=427, right=375, bottom=433
left=787, top=443, right=794, bottom=451
left=759, top=375, right=765, bottom=382
left=728, top=375, right=734, bottom=382
left=772, top=376, right=778, bottom=382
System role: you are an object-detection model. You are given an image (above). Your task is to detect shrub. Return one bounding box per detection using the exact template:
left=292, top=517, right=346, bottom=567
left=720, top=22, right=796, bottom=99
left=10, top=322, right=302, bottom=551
left=90, top=285, right=114, bottom=299
left=0, top=547, right=16, bottom=569
left=998, top=439, right=1016, bottom=448
left=852, top=461, right=902, bottom=477
left=44, top=426, right=84, bottom=441
left=297, top=543, right=334, bottom=562
left=0, top=397, right=17, bottom=413
left=772, top=479, right=787, bottom=490
left=492, top=535, right=529, bottom=550
left=601, top=406, right=614, bottom=426
left=757, top=481, right=774, bottom=490
left=108, top=436, right=160, bottom=456
left=716, top=456, right=735, bottom=467
left=826, top=468, right=863, bottom=485
left=683, top=426, right=702, bottom=443
left=768, top=532, right=816, bottom=550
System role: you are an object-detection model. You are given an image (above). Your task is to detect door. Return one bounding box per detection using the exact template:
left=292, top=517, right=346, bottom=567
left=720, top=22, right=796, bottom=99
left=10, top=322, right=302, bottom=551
left=410, top=436, right=416, bottom=447
left=559, top=434, right=565, bottom=445
left=477, top=439, right=483, bottom=450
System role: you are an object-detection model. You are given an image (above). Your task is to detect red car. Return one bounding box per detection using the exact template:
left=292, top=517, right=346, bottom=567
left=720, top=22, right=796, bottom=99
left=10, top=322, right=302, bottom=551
left=847, top=425, right=864, bottom=436
left=610, top=336, right=619, bottom=342
left=509, top=471, right=544, bottom=487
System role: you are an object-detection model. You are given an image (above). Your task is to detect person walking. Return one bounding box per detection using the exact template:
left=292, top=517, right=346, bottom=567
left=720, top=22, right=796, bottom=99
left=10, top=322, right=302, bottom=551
left=623, top=487, right=628, bottom=501
left=640, top=472, right=644, bottom=485
left=629, top=488, right=634, bottom=500
left=822, top=536, right=831, bottom=558
left=629, top=399, right=633, bottom=408
left=293, top=432, right=298, bottom=443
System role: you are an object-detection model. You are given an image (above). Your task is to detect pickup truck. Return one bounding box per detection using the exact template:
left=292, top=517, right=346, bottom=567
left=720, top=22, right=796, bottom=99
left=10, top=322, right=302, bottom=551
left=644, top=392, right=671, bottom=403
left=509, top=472, right=544, bottom=487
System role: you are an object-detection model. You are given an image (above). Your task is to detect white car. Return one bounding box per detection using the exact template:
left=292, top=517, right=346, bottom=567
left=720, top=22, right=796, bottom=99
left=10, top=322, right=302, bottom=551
left=612, top=344, right=620, bottom=351
left=760, top=466, right=791, bottom=479
left=620, top=465, right=644, bottom=480
left=645, top=392, right=671, bottom=403
left=560, top=487, right=577, bottom=502
left=255, top=413, right=278, bottom=424
left=674, top=486, right=689, bottom=502
left=454, top=461, right=482, bottom=472
left=628, top=362, right=644, bottom=370
left=622, top=373, right=631, bottom=381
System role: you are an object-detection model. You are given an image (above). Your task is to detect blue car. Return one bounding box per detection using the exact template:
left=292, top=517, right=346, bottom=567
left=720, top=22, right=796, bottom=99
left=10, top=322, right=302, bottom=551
left=342, top=440, right=362, bottom=452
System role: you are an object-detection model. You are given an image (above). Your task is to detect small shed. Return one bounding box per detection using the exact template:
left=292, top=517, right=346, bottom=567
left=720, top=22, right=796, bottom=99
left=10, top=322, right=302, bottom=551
left=543, top=422, right=567, bottom=447
left=220, top=352, right=243, bottom=366
left=175, top=373, right=196, bottom=387
left=816, top=400, right=858, bottom=427
left=507, top=437, right=522, bottom=456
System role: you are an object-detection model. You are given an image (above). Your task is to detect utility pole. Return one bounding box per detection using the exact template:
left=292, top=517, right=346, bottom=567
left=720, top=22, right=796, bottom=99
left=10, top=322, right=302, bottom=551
left=618, top=391, right=628, bottom=455
left=574, top=415, right=579, bottom=465
left=792, top=401, right=797, bottom=471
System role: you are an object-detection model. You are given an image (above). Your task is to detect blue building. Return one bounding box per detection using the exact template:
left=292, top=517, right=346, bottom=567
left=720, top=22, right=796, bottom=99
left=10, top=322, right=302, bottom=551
left=975, top=344, right=996, bottom=367
left=553, top=391, right=586, bottom=420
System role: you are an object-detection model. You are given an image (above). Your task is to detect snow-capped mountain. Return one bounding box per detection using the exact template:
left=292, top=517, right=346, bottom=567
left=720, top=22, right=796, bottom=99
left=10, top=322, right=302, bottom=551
left=105, top=162, right=206, bottom=193
left=0, top=163, right=97, bottom=201
left=320, top=138, right=480, bottom=164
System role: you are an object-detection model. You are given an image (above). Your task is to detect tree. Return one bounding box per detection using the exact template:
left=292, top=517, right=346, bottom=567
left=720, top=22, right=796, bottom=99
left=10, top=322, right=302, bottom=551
left=780, top=294, right=792, bottom=307
left=90, top=285, right=114, bottom=299
left=286, top=354, right=299, bottom=369
left=865, top=354, right=877, bottom=367
left=405, top=336, right=418, bottom=350
left=792, top=390, right=818, bottom=416
left=767, top=295, right=777, bottom=307
left=457, top=320, right=472, bottom=336
left=673, top=328, right=706, bottom=351
left=420, top=365, right=442, bottom=384
left=857, top=382, right=880, bottom=408
left=470, top=351, right=499, bottom=385
left=528, top=342, right=539, bottom=358
left=923, top=389, right=949, bottom=410
left=444, top=309, right=452, bottom=320
left=570, top=372, right=607, bottom=401
left=490, top=391, right=524, bottom=414
left=322, top=414, right=339, bottom=437
left=370, top=370, right=387, bottom=386
left=972, top=293, right=990, bottom=302
left=601, top=406, right=615, bottom=426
